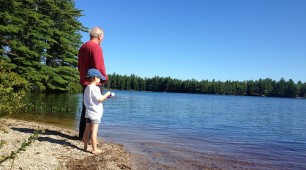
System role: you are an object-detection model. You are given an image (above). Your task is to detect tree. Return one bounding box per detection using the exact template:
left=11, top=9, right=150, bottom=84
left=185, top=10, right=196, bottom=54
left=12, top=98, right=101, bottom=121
left=297, top=81, right=306, bottom=98
left=246, top=80, right=255, bottom=96
left=285, top=79, right=297, bottom=98
left=139, top=77, right=146, bottom=91
left=0, top=0, right=85, bottom=93
left=130, top=74, right=139, bottom=90
left=235, top=81, right=247, bottom=95
left=272, top=78, right=287, bottom=97
left=300, top=83, right=306, bottom=97
left=42, top=0, right=86, bottom=68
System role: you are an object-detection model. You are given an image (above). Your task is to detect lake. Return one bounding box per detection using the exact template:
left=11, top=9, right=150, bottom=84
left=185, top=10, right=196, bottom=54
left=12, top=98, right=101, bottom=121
left=10, top=90, right=306, bottom=169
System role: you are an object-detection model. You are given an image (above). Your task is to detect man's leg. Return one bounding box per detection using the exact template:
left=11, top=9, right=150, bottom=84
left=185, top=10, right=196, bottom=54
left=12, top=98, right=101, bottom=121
left=83, top=122, right=91, bottom=151
left=78, top=85, right=87, bottom=140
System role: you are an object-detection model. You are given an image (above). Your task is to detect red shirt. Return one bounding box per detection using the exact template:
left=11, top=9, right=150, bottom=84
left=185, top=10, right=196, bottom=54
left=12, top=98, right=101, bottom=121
left=78, top=41, right=108, bottom=85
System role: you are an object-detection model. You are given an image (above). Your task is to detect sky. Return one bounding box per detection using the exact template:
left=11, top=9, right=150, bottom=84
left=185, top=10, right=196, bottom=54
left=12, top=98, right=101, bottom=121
left=74, top=0, right=306, bottom=83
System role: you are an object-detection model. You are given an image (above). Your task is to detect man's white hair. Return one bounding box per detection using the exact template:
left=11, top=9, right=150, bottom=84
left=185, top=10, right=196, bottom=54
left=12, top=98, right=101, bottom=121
left=89, top=27, right=104, bottom=38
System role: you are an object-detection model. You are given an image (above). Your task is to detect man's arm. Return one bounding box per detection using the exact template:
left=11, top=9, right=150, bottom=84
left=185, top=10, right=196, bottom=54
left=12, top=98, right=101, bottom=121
left=92, top=46, right=108, bottom=83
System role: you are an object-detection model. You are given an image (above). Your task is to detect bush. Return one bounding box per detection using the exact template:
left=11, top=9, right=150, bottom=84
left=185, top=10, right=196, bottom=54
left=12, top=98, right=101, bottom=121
left=0, top=59, right=28, bottom=116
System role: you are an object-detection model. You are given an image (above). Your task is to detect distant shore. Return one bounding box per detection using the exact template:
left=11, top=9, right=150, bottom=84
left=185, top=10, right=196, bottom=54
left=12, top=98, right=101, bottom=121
left=0, top=118, right=131, bottom=170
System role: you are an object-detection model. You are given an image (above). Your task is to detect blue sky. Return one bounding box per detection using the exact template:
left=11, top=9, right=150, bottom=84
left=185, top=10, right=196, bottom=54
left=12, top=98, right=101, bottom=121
left=75, top=0, right=306, bottom=83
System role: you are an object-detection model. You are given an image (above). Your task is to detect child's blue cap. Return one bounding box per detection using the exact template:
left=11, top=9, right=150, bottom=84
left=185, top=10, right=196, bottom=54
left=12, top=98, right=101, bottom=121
left=86, top=68, right=106, bottom=80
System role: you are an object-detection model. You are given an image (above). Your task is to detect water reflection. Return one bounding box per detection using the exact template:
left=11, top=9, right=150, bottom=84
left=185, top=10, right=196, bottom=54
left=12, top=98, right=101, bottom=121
left=9, top=93, right=82, bottom=129
left=7, top=91, right=306, bottom=169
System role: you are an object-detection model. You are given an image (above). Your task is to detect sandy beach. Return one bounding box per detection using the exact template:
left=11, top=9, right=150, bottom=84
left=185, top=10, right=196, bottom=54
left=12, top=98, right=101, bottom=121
left=0, top=118, right=131, bottom=170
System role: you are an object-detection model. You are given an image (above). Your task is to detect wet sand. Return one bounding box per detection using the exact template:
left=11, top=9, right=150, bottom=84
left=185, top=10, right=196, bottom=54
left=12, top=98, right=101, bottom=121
left=125, top=141, right=278, bottom=170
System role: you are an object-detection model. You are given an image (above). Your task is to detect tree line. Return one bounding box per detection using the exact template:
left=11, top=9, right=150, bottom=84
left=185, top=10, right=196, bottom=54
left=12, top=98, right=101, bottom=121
left=105, top=73, right=306, bottom=98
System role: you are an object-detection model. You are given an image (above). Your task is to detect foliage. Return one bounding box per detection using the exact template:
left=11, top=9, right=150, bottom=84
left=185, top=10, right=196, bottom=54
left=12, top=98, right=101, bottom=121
left=0, top=0, right=85, bottom=93
left=0, top=59, right=28, bottom=116
left=0, top=140, right=6, bottom=149
left=106, top=73, right=306, bottom=98
left=23, top=100, right=71, bottom=113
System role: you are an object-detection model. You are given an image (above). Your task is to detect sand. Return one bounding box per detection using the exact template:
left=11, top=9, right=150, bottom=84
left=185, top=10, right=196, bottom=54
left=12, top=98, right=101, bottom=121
left=0, top=118, right=131, bottom=170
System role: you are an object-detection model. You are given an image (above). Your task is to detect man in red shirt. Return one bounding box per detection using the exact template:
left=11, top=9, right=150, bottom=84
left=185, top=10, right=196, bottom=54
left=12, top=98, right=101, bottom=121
left=78, top=26, right=108, bottom=140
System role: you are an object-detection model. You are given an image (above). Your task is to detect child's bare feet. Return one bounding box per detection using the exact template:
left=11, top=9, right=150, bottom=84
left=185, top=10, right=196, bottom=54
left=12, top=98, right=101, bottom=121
left=92, top=149, right=102, bottom=154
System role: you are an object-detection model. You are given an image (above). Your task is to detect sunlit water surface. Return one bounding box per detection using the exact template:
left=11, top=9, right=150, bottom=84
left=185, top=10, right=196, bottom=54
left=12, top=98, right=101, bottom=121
left=10, top=91, right=306, bottom=169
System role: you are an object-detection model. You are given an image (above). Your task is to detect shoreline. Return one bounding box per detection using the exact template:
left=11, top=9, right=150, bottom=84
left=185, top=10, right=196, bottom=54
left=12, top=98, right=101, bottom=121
left=0, top=118, right=131, bottom=170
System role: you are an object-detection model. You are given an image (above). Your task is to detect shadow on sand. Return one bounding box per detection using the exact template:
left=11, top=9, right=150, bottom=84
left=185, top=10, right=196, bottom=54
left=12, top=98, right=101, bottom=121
left=11, top=127, right=83, bottom=152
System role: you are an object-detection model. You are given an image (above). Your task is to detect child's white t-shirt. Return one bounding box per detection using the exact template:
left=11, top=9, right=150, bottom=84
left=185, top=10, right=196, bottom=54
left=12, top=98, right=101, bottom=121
left=84, top=84, right=103, bottom=120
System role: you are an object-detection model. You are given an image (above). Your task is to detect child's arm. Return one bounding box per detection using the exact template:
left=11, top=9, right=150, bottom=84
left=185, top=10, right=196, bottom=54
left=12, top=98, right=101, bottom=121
left=98, top=91, right=111, bottom=102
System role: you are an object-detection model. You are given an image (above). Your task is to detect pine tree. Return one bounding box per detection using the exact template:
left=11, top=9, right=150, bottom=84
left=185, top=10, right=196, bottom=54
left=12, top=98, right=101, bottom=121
left=0, top=0, right=85, bottom=93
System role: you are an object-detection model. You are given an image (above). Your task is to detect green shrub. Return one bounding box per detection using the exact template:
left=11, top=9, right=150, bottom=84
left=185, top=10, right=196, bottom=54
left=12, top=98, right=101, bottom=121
left=0, top=60, right=28, bottom=116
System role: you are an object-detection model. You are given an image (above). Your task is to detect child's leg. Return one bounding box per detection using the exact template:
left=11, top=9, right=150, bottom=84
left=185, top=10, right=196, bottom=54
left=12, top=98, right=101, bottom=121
left=90, top=123, right=102, bottom=154
left=83, top=122, right=91, bottom=151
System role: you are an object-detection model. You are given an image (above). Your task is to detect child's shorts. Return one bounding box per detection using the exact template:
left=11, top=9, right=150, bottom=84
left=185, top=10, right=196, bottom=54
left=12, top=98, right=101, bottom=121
left=85, top=118, right=101, bottom=124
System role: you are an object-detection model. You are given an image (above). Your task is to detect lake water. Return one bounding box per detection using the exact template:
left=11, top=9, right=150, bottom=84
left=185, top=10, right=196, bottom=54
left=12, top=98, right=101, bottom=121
left=10, top=90, right=306, bottom=169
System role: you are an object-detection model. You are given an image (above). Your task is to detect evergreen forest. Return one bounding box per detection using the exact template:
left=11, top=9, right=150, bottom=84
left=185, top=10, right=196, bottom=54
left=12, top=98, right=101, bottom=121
left=106, top=73, right=306, bottom=98
left=1, top=0, right=305, bottom=115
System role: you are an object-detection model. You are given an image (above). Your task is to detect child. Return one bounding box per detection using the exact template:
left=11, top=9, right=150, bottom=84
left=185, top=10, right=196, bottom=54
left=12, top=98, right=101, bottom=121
left=83, top=68, right=111, bottom=154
